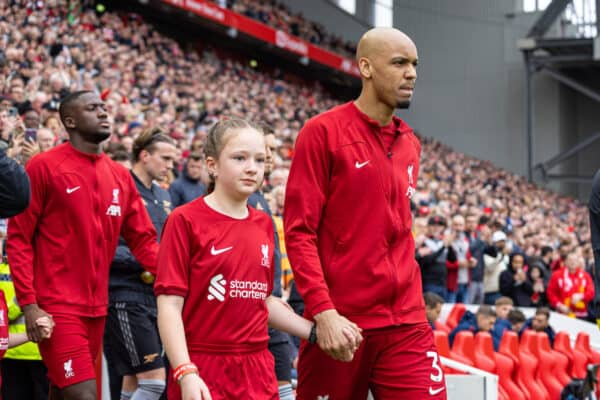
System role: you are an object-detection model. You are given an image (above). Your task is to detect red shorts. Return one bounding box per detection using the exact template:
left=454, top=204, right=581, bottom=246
left=167, top=349, right=278, bottom=400
left=297, top=322, right=447, bottom=400
left=37, top=313, right=105, bottom=389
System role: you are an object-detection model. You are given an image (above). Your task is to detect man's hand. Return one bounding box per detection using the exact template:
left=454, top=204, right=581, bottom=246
left=21, top=138, right=40, bottom=164
left=416, top=246, right=432, bottom=257
left=443, top=231, right=455, bottom=247
left=6, top=130, right=24, bottom=160
left=313, top=309, right=362, bottom=362
left=514, top=269, right=526, bottom=283
left=556, top=303, right=570, bottom=314
left=571, top=293, right=584, bottom=304
left=468, top=257, right=478, bottom=268
left=22, top=304, right=53, bottom=343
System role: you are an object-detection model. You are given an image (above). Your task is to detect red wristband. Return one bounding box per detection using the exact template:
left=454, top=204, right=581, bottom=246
left=173, top=363, right=198, bottom=383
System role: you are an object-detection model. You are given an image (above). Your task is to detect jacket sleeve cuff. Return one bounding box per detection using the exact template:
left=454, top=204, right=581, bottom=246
left=307, top=289, right=336, bottom=318
left=17, top=294, right=36, bottom=308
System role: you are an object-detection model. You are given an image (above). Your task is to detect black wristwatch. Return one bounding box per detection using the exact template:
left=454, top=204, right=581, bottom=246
left=308, top=324, right=317, bottom=344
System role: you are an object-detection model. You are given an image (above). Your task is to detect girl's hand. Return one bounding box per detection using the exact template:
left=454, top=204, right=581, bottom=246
left=180, top=373, right=212, bottom=400
left=35, top=316, right=55, bottom=339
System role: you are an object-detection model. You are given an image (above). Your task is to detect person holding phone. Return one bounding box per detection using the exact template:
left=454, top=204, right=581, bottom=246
left=20, top=108, right=41, bottom=164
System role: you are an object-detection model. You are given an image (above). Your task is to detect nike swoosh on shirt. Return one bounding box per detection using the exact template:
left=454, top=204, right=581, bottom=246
left=429, top=386, right=445, bottom=396
left=210, top=245, right=233, bottom=256
left=66, top=186, right=81, bottom=194
left=355, top=160, right=370, bottom=169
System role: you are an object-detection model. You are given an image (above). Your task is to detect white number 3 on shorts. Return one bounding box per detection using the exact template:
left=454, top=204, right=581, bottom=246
left=426, top=351, right=444, bottom=383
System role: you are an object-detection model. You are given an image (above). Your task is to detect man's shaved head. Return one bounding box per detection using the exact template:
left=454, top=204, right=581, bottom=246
left=354, top=27, right=418, bottom=112
left=356, top=27, right=416, bottom=63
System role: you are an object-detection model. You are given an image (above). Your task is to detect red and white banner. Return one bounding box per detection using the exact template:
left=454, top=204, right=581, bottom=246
left=162, top=0, right=360, bottom=78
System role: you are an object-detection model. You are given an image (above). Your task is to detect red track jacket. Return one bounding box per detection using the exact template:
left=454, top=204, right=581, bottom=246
left=284, top=102, right=426, bottom=329
left=7, top=143, right=158, bottom=317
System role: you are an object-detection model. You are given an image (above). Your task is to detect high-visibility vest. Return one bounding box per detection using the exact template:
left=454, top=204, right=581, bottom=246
left=0, top=263, right=42, bottom=360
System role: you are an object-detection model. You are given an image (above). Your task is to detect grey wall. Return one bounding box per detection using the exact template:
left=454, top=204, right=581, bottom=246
left=570, top=87, right=600, bottom=200
left=280, top=0, right=599, bottom=200
left=392, top=1, right=558, bottom=184
left=277, top=0, right=372, bottom=43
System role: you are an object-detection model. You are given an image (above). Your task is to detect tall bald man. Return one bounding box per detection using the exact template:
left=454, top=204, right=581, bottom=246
left=284, top=28, right=446, bottom=399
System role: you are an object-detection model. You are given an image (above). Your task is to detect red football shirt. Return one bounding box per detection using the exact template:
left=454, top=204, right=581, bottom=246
left=154, top=197, right=274, bottom=353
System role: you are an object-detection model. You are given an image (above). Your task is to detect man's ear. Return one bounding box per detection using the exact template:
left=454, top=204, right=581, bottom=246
left=63, top=116, right=76, bottom=129
left=358, top=57, right=372, bottom=79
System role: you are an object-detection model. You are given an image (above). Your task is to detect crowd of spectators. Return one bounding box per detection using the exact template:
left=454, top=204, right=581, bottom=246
left=213, top=0, right=357, bottom=58
left=0, top=1, right=595, bottom=322
left=414, top=138, right=594, bottom=319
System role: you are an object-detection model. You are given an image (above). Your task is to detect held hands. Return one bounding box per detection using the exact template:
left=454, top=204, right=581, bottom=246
left=313, top=309, right=363, bottom=362
left=179, top=374, right=212, bottom=400
left=35, top=316, right=54, bottom=340
left=22, top=304, right=54, bottom=343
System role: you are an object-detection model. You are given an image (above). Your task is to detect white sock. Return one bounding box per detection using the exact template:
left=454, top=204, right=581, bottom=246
left=279, top=383, right=295, bottom=400
left=130, top=379, right=165, bottom=400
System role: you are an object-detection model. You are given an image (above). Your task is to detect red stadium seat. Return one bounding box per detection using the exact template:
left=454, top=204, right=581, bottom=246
left=575, top=332, right=600, bottom=364
left=434, top=330, right=451, bottom=357
left=445, top=304, right=466, bottom=330
left=499, top=331, right=520, bottom=365
left=519, top=329, right=537, bottom=354
left=555, top=331, right=587, bottom=378
left=433, top=330, right=470, bottom=374
left=452, top=331, right=476, bottom=365
left=553, top=331, right=574, bottom=369
left=518, top=330, right=550, bottom=400
left=499, top=384, right=509, bottom=400
left=434, top=320, right=451, bottom=333
left=525, top=331, right=563, bottom=400
left=537, top=332, right=571, bottom=387
left=495, top=351, right=528, bottom=400
left=499, top=331, right=536, bottom=400
left=475, top=332, right=527, bottom=400
left=474, top=332, right=496, bottom=373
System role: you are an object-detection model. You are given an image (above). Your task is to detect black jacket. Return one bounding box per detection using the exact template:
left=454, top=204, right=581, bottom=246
left=499, top=254, right=533, bottom=306
left=108, top=172, right=171, bottom=304
left=168, top=166, right=206, bottom=208
left=0, top=151, right=30, bottom=218
left=417, top=237, right=450, bottom=287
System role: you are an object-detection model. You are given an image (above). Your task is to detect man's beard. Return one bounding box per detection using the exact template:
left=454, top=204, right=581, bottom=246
left=85, top=130, right=111, bottom=144
left=396, top=100, right=411, bottom=109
